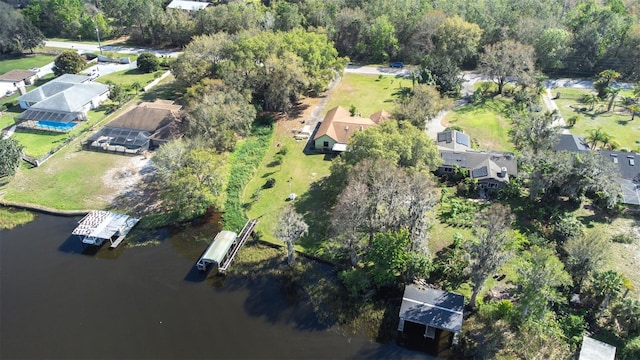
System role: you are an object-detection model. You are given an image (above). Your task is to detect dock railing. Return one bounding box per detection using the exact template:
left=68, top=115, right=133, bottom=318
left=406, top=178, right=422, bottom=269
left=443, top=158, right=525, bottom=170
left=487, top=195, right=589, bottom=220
left=219, top=219, right=258, bottom=273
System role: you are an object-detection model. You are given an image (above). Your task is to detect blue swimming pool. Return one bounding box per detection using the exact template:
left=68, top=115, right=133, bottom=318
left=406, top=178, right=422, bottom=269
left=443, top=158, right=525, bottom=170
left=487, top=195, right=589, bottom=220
left=37, top=120, right=77, bottom=131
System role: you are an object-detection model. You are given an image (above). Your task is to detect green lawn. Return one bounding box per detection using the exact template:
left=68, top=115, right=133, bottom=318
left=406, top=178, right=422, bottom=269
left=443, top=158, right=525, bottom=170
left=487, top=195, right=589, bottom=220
left=552, top=87, right=640, bottom=151
left=97, top=68, right=162, bottom=88
left=0, top=55, right=56, bottom=75
left=325, top=73, right=402, bottom=117
left=443, top=97, right=514, bottom=152
left=243, top=129, right=332, bottom=254
left=2, top=141, right=134, bottom=210
left=11, top=103, right=112, bottom=158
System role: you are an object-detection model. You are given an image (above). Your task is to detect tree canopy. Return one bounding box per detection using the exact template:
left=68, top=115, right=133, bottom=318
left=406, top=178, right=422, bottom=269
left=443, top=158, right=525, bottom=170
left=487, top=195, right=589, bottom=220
left=52, top=50, right=86, bottom=76
left=0, top=138, right=24, bottom=177
left=0, top=2, right=45, bottom=55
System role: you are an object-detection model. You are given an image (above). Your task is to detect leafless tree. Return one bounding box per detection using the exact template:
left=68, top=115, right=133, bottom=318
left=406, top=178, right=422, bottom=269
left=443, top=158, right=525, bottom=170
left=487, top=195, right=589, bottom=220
left=466, top=204, right=514, bottom=309
left=275, top=205, right=308, bottom=266
left=331, top=159, right=438, bottom=266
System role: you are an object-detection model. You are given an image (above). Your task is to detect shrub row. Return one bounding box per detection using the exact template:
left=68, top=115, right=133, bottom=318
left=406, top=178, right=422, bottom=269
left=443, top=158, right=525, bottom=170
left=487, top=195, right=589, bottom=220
left=222, top=120, right=273, bottom=232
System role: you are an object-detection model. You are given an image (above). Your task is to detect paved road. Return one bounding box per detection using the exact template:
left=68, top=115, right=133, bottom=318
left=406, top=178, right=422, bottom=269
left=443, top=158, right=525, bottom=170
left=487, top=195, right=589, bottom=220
left=44, top=41, right=182, bottom=58
left=345, top=65, right=411, bottom=76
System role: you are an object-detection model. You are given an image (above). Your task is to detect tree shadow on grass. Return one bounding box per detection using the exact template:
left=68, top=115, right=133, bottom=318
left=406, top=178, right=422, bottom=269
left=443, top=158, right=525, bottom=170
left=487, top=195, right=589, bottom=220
left=294, top=180, right=333, bottom=258
left=141, top=81, right=183, bottom=102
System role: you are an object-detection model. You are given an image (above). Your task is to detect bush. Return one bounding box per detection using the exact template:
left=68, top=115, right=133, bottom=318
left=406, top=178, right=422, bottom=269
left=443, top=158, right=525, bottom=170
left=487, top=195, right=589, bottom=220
left=479, top=300, right=517, bottom=323
left=222, top=121, right=274, bottom=231
left=137, top=52, right=159, bottom=73
left=621, top=336, right=640, bottom=360
left=567, top=115, right=579, bottom=127
left=612, top=233, right=635, bottom=244
left=339, top=268, right=372, bottom=298
left=554, top=215, right=584, bottom=242
left=263, top=177, right=276, bottom=189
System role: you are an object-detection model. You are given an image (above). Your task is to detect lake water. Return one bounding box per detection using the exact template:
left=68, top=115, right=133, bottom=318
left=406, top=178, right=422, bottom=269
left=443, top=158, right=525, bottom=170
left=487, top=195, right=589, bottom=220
left=1, top=213, right=427, bottom=359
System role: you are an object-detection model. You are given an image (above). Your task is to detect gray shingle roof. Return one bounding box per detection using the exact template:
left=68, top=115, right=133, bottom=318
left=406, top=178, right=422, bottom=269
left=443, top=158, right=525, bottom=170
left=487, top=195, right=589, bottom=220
left=556, top=134, right=590, bottom=152
left=399, top=285, right=464, bottom=333
left=440, top=150, right=517, bottom=177
left=600, top=150, right=640, bottom=181
left=437, top=130, right=472, bottom=151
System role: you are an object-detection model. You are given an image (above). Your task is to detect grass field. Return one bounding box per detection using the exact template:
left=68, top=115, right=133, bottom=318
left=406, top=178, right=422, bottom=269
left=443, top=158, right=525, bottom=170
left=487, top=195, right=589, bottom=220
left=552, top=87, right=640, bottom=151
left=243, top=129, right=332, bottom=253
left=443, top=96, right=514, bottom=152
left=325, top=73, right=402, bottom=117
left=10, top=103, right=112, bottom=158
left=96, top=68, right=160, bottom=88
left=2, top=145, right=133, bottom=210
left=0, top=55, right=56, bottom=75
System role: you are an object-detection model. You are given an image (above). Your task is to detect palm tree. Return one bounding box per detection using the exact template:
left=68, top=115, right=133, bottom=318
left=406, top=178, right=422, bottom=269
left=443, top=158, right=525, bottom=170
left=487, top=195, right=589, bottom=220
left=585, top=127, right=605, bottom=149
left=606, top=87, right=621, bottom=112
left=600, top=131, right=618, bottom=150
left=581, top=93, right=599, bottom=111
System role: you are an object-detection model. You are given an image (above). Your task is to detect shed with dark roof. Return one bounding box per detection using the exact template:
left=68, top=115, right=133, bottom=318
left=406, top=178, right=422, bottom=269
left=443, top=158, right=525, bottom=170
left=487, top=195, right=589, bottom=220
left=397, top=284, right=464, bottom=356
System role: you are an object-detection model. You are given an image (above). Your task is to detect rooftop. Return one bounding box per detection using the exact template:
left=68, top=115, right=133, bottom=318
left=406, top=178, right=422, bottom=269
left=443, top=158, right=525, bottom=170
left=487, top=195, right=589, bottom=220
left=314, top=106, right=382, bottom=144
left=167, top=0, right=211, bottom=11
left=17, top=74, right=107, bottom=111
left=556, top=134, right=590, bottom=152
left=0, top=69, right=38, bottom=82
left=579, top=336, right=616, bottom=360
left=437, top=130, right=472, bottom=151
left=398, top=284, right=464, bottom=333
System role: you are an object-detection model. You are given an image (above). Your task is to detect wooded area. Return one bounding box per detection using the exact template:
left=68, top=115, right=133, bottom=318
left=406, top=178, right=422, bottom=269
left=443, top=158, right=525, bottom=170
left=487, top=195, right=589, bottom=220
left=2, top=0, right=640, bottom=358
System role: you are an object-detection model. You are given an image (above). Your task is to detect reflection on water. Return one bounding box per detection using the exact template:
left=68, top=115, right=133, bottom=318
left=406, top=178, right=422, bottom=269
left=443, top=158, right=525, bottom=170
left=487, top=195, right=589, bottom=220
left=1, top=213, right=426, bottom=359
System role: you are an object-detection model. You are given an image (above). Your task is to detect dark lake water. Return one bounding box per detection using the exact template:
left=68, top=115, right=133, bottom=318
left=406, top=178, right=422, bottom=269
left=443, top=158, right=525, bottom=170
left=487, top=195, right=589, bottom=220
left=1, top=213, right=428, bottom=359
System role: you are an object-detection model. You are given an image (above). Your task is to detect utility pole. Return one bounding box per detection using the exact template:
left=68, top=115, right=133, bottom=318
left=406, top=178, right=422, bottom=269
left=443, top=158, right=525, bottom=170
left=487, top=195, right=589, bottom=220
left=95, top=27, right=103, bottom=55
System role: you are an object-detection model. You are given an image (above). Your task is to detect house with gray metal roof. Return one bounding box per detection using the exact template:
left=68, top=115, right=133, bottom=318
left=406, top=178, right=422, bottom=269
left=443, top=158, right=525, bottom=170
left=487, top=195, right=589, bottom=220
left=397, top=284, right=464, bottom=356
left=436, top=130, right=517, bottom=189
left=15, top=74, right=109, bottom=132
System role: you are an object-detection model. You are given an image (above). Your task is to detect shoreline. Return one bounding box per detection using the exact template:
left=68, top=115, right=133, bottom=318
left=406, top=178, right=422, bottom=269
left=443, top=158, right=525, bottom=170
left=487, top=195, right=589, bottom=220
left=0, top=200, right=89, bottom=217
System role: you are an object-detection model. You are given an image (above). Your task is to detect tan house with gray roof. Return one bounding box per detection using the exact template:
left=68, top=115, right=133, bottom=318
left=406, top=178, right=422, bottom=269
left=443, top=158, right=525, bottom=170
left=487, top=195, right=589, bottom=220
left=313, top=106, right=389, bottom=152
left=436, top=130, right=517, bottom=188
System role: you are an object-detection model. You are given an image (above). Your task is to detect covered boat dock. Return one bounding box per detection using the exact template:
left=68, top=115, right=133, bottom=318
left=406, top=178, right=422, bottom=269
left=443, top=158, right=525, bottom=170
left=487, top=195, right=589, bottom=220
left=196, top=219, right=258, bottom=274
left=72, top=210, right=139, bottom=248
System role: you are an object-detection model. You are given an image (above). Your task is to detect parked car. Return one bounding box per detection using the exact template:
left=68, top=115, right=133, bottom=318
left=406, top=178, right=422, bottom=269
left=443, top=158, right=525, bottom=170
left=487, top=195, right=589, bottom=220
left=29, top=67, right=40, bottom=72
left=389, top=62, right=404, bottom=68
left=5, top=89, right=14, bottom=96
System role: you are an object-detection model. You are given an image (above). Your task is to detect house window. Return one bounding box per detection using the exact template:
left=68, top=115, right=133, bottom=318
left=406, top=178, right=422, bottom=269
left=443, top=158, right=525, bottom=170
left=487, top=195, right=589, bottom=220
left=444, top=167, right=453, bottom=173
left=323, top=141, right=329, bottom=148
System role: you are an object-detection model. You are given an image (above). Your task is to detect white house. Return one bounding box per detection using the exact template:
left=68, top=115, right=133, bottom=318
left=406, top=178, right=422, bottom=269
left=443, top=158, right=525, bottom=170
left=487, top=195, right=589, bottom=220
left=16, top=74, right=109, bottom=131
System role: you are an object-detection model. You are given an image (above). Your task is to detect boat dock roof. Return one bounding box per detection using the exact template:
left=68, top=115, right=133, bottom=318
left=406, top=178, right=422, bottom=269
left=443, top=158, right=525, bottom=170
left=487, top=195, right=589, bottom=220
left=72, top=210, right=139, bottom=247
left=201, top=230, right=238, bottom=264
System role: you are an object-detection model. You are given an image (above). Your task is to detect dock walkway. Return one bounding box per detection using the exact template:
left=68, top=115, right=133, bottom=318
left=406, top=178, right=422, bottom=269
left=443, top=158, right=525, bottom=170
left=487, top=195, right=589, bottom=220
left=219, top=219, right=258, bottom=273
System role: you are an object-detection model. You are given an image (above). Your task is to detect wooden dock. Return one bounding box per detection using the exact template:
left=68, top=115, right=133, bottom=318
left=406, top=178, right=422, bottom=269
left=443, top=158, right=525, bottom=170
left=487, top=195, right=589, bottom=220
left=109, top=218, right=140, bottom=248
left=219, top=219, right=258, bottom=273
